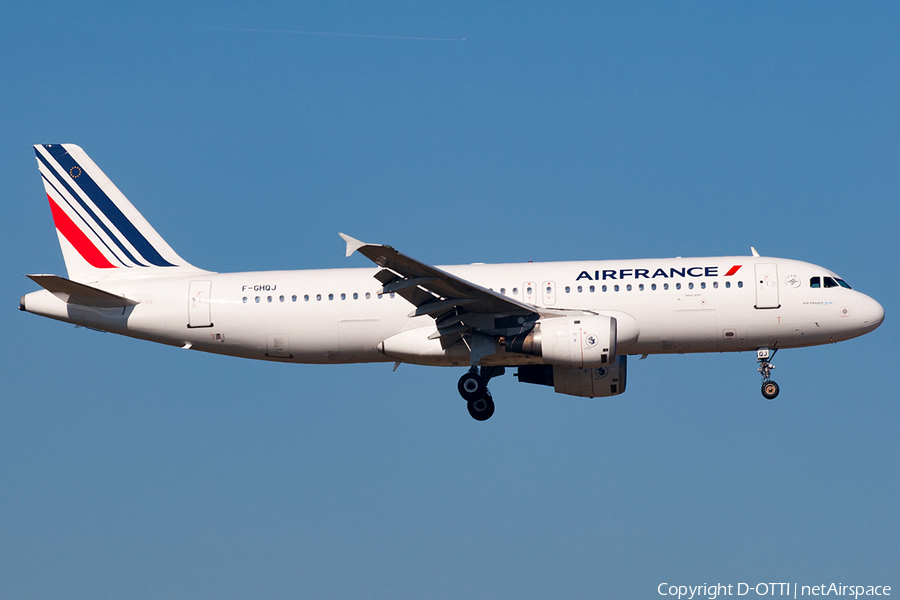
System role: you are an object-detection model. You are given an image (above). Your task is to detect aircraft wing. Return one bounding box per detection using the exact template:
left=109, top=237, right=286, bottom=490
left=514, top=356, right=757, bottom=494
left=340, top=233, right=544, bottom=347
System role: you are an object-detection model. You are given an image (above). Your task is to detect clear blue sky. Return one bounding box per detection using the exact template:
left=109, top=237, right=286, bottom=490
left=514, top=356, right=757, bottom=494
left=2, top=2, right=898, bottom=598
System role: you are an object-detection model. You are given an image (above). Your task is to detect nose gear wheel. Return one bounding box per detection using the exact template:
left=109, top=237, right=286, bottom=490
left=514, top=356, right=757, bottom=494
left=761, top=380, right=780, bottom=399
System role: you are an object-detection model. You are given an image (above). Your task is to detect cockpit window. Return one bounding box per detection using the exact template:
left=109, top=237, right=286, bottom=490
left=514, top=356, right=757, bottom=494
left=836, top=278, right=852, bottom=289
left=810, top=277, right=820, bottom=288
left=823, top=277, right=838, bottom=288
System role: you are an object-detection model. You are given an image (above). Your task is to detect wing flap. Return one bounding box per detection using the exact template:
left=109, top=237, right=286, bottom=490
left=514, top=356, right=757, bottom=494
left=408, top=297, right=478, bottom=318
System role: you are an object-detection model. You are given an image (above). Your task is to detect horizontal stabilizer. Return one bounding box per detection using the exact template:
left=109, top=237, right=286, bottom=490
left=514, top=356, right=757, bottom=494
left=27, top=274, right=139, bottom=308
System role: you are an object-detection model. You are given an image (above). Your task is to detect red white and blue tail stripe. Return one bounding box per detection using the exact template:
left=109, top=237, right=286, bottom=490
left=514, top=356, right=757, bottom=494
left=34, top=144, right=199, bottom=281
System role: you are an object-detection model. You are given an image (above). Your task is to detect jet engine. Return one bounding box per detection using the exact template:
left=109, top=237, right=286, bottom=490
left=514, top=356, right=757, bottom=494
left=505, top=315, right=616, bottom=368
left=516, top=356, right=627, bottom=398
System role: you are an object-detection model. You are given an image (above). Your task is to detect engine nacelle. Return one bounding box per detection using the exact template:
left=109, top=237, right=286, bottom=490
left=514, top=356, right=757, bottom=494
left=505, top=315, right=616, bottom=368
left=516, top=356, right=627, bottom=398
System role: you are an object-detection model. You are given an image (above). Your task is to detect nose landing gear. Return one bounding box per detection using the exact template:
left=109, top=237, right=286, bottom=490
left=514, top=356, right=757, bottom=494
left=458, top=366, right=504, bottom=421
left=757, top=347, right=779, bottom=399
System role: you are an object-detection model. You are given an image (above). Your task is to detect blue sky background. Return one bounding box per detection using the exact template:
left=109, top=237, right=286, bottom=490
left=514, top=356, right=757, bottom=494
left=1, top=2, right=898, bottom=598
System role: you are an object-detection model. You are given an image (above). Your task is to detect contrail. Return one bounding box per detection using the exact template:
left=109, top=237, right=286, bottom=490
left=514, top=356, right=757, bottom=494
left=193, top=25, right=466, bottom=41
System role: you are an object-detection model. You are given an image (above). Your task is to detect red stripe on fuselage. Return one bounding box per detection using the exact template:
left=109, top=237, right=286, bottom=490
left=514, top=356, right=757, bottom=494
left=724, top=265, right=742, bottom=276
left=47, top=195, right=117, bottom=269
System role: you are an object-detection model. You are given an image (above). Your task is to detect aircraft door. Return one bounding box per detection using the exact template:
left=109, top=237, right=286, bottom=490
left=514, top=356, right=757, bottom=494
left=542, top=281, right=556, bottom=306
left=754, top=264, right=780, bottom=309
left=188, top=280, right=213, bottom=328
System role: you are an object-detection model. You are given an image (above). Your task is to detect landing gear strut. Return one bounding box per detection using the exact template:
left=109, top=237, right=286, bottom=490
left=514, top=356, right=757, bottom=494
left=757, top=347, right=780, bottom=399
left=458, top=366, right=504, bottom=421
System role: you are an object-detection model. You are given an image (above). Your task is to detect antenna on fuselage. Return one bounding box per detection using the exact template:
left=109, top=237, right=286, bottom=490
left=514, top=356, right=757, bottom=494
left=751, top=247, right=760, bottom=257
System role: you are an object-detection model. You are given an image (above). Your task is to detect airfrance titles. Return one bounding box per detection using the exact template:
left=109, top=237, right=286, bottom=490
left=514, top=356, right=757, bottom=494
left=576, top=265, right=743, bottom=282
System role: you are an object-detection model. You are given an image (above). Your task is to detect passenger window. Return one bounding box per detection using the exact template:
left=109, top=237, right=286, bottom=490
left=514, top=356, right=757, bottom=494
left=614, top=285, right=620, bottom=292
left=512, top=287, right=518, bottom=294
left=664, top=283, right=669, bottom=290
left=291, top=295, right=297, bottom=302
left=602, top=285, right=608, bottom=292
left=390, top=292, right=396, bottom=298
left=725, top=281, right=731, bottom=289
left=626, top=284, right=632, bottom=291
left=651, top=283, right=657, bottom=291
left=565, top=286, right=571, bottom=293
left=688, top=282, right=694, bottom=290
left=242, top=297, right=248, bottom=303
left=713, top=281, right=718, bottom=289
left=638, top=284, right=644, bottom=291
left=676, top=283, right=682, bottom=290
left=353, top=292, right=358, bottom=299
left=255, top=296, right=261, bottom=303
left=738, top=281, right=743, bottom=288
left=577, top=286, right=583, bottom=293
left=316, top=294, right=322, bottom=301
left=526, top=286, right=533, bottom=294
left=304, top=294, right=309, bottom=301
left=267, top=296, right=272, bottom=303
left=701, top=282, right=706, bottom=289
left=279, top=295, right=285, bottom=302
left=810, top=277, right=820, bottom=288
left=500, top=288, right=506, bottom=295
left=366, top=292, right=371, bottom=299
left=340, top=293, right=346, bottom=300
left=328, top=293, right=334, bottom=300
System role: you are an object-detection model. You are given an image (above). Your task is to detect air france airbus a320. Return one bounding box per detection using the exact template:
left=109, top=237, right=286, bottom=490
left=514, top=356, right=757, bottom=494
left=21, top=144, right=884, bottom=420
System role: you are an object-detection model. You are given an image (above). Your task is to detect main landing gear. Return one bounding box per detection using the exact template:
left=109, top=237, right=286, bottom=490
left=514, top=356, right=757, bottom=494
left=757, top=347, right=780, bottom=400
left=458, top=366, right=504, bottom=421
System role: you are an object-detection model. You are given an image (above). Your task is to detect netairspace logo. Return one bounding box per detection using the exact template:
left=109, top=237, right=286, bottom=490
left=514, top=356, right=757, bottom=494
left=657, top=582, right=891, bottom=599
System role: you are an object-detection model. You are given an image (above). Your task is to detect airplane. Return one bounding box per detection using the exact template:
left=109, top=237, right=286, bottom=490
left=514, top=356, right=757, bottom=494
left=20, top=144, right=885, bottom=420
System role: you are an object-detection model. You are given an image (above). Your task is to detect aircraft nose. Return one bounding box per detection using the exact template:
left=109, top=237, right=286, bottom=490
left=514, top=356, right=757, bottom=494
left=862, top=295, right=885, bottom=329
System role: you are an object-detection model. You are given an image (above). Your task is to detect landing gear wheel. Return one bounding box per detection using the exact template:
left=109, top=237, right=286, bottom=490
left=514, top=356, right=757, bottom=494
left=761, top=380, right=780, bottom=400
left=458, top=372, right=487, bottom=401
left=467, top=393, right=495, bottom=421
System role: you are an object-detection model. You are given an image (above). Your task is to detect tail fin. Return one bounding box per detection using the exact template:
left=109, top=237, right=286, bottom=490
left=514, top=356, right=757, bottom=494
left=34, top=143, right=203, bottom=282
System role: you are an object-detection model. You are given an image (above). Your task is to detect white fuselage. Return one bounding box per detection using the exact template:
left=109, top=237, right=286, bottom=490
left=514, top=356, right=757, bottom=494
left=21, top=255, right=884, bottom=367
